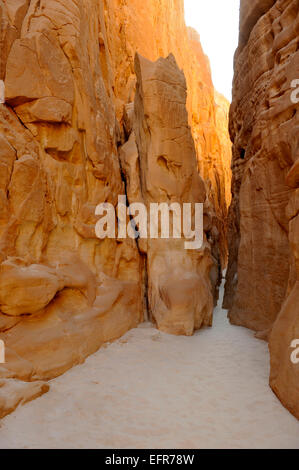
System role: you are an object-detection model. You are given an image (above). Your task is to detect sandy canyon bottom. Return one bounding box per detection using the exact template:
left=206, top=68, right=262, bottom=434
left=0, top=285, right=298, bottom=449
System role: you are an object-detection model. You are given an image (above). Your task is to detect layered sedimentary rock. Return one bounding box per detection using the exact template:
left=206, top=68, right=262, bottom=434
left=0, top=379, right=49, bottom=419
left=0, top=0, right=231, bottom=418
left=103, top=0, right=232, bottom=265
left=0, top=0, right=143, bottom=419
left=269, top=108, right=299, bottom=420
left=226, top=0, right=299, bottom=418
left=215, top=93, right=232, bottom=212
left=124, top=53, right=214, bottom=335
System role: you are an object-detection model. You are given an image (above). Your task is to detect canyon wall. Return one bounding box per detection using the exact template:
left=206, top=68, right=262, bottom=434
left=0, top=0, right=144, bottom=419
left=0, top=0, right=231, bottom=418
left=226, top=0, right=299, bottom=418
left=131, top=53, right=213, bottom=335
left=102, top=0, right=232, bottom=266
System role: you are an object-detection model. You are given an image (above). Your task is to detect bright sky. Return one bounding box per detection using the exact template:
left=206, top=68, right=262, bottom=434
left=184, top=0, right=240, bottom=101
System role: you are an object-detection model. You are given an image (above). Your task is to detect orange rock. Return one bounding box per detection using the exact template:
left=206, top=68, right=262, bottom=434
left=0, top=379, right=49, bottom=420
left=132, top=53, right=214, bottom=335
left=0, top=0, right=231, bottom=417
left=0, top=0, right=143, bottom=416
left=104, top=0, right=232, bottom=266
left=226, top=0, right=299, bottom=419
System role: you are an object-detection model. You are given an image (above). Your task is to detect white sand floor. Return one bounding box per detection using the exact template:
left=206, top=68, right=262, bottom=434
left=0, top=285, right=298, bottom=449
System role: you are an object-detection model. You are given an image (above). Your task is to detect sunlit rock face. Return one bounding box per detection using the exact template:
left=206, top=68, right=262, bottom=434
left=132, top=53, right=214, bottom=335
left=0, top=0, right=143, bottom=419
left=104, top=0, right=232, bottom=267
left=0, top=0, right=231, bottom=418
left=226, top=0, right=299, bottom=419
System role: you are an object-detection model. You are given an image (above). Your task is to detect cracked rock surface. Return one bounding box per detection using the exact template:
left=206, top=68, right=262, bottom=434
left=0, top=0, right=231, bottom=418
left=225, top=0, right=299, bottom=419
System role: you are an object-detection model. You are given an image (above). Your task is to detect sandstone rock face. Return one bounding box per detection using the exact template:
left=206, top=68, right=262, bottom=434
left=104, top=1, right=232, bottom=266
left=0, top=0, right=231, bottom=417
left=0, top=0, right=143, bottom=416
left=0, top=378, right=49, bottom=420
left=132, top=53, right=213, bottom=335
left=214, top=93, right=232, bottom=213
left=269, top=123, right=299, bottom=420
left=226, top=0, right=299, bottom=418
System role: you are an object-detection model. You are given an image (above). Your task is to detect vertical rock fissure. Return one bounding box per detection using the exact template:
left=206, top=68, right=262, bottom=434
left=117, top=136, right=150, bottom=324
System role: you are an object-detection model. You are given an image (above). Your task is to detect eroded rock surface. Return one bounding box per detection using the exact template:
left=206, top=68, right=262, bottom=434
left=0, top=0, right=143, bottom=417
left=132, top=53, right=214, bottom=335
left=0, top=378, right=49, bottom=420
left=0, top=0, right=231, bottom=417
left=104, top=1, right=232, bottom=266
left=226, top=0, right=299, bottom=419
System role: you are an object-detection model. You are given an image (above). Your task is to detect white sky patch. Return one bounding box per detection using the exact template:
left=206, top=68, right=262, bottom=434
left=184, top=0, right=240, bottom=101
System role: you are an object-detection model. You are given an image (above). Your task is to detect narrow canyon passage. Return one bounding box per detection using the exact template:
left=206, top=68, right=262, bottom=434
left=1, top=282, right=298, bottom=449
left=0, top=0, right=298, bottom=439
